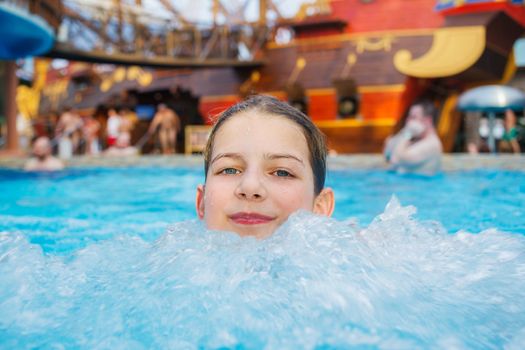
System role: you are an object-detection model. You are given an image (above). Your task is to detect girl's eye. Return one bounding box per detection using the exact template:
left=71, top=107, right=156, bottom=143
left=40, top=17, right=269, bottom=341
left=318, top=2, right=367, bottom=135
left=221, top=168, right=240, bottom=175
left=274, top=169, right=292, bottom=177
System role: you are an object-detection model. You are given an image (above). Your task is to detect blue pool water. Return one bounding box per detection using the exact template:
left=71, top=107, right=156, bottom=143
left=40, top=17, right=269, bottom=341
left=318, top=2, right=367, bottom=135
left=1, top=167, right=524, bottom=349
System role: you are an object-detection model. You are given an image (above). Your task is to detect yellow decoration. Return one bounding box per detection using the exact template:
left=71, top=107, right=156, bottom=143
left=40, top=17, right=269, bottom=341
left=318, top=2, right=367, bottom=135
left=42, top=79, right=70, bottom=110
left=288, top=57, right=307, bottom=85
left=437, top=93, right=460, bottom=152
left=15, top=59, right=50, bottom=119
left=437, top=93, right=458, bottom=138
left=250, top=70, right=261, bottom=83
left=100, top=78, right=112, bottom=92
left=239, top=69, right=261, bottom=96
left=355, top=35, right=394, bottom=53
left=499, top=49, right=516, bottom=85
left=347, top=53, right=357, bottom=65
left=295, top=0, right=331, bottom=21
left=296, top=57, right=306, bottom=69
left=100, top=66, right=153, bottom=91
left=127, top=66, right=141, bottom=80
left=114, top=67, right=126, bottom=82
left=137, top=70, right=153, bottom=87
left=341, top=53, right=357, bottom=78
left=394, top=26, right=485, bottom=78
left=16, top=85, right=38, bottom=119
left=33, top=60, right=49, bottom=91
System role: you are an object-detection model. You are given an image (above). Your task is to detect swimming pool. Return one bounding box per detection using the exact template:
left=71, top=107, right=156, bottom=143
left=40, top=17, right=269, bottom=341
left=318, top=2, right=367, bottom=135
left=1, top=159, right=524, bottom=348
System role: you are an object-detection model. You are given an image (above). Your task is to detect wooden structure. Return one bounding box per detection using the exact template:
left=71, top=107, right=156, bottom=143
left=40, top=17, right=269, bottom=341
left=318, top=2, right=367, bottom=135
left=317, top=119, right=395, bottom=153
left=40, top=0, right=271, bottom=69
left=184, top=118, right=394, bottom=155
left=185, top=125, right=211, bottom=155
left=23, top=0, right=525, bottom=154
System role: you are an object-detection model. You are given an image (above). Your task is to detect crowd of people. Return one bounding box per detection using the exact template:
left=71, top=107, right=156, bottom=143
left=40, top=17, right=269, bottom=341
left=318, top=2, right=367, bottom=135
left=24, top=103, right=182, bottom=170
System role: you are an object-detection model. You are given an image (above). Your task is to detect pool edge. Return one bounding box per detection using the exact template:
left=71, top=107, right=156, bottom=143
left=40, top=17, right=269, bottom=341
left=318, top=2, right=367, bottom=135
left=0, top=154, right=524, bottom=171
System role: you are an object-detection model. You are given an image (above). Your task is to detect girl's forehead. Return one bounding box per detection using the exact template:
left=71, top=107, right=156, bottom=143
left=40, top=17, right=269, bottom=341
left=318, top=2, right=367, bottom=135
left=212, top=112, right=309, bottom=154
left=218, top=111, right=303, bottom=136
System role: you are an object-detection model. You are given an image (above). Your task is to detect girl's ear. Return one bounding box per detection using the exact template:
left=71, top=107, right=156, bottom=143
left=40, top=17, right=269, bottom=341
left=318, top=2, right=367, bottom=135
left=313, top=187, right=335, bottom=217
left=196, top=184, right=205, bottom=219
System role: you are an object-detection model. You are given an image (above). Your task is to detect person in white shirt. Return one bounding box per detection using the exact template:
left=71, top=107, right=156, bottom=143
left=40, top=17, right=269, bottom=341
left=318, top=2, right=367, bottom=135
left=106, top=108, right=122, bottom=148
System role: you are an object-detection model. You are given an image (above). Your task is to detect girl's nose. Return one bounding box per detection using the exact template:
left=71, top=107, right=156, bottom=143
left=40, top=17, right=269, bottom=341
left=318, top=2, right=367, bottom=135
left=234, top=170, right=266, bottom=201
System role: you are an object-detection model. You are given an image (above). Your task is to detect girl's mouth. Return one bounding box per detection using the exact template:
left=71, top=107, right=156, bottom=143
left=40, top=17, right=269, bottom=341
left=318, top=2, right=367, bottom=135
left=229, top=212, right=275, bottom=225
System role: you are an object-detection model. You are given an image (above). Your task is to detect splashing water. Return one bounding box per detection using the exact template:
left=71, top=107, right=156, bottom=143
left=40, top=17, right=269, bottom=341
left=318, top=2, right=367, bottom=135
left=1, top=196, right=524, bottom=349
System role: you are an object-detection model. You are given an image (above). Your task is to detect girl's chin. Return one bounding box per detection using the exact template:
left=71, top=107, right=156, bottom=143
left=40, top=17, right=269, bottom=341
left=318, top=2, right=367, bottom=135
left=232, top=226, right=276, bottom=239
left=205, top=220, right=279, bottom=239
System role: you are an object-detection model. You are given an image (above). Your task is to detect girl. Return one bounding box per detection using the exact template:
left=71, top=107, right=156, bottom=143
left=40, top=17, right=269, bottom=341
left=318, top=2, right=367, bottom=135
left=196, top=95, right=335, bottom=238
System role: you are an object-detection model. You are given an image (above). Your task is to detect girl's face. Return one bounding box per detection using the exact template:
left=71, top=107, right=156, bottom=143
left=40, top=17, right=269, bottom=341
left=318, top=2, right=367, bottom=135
left=196, top=111, right=334, bottom=238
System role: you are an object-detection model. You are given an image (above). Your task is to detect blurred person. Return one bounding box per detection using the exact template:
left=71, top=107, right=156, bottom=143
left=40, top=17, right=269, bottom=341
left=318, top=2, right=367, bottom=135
left=83, top=114, right=101, bottom=155
left=55, top=108, right=83, bottom=158
left=93, top=105, right=108, bottom=147
left=24, top=136, right=64, bottom=171
left=32, top=114, right=50, bottom=138
left=104, top=132, right=138, bottom=157
left=384, top=100, right=443, bottom=175
left=499, top=109, right=521, bottom=153
left=147, top=103, right=181, bottom=154
left=464, top=111, right=481, bottom=154
left=106, top=108, right=122, bottom=147
left=17, top=113, right=33, bottom=151
left=47, top=111, right=59, bottom=138
left=120, top=107, right=138, bottom=138
left=479, top=116, right=505, bottom=153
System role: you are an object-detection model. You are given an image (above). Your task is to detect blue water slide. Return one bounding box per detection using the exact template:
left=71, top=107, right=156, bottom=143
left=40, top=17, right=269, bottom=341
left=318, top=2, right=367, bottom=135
left=0, top=3, right=55, bottom=59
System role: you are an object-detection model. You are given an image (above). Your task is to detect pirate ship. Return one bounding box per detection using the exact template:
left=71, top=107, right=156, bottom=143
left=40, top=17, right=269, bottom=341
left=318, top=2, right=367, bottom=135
left=7, top=0, right=525, bottom=153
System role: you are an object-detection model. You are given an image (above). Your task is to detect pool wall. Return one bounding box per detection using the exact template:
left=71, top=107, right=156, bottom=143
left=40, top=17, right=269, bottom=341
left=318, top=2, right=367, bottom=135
left=0, top=154, right=524, bottom=171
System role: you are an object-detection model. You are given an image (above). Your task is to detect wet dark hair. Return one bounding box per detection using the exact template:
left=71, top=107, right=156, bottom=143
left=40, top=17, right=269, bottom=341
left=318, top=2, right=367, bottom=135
left=413, top=99, right=439, bottom=125
left=204, top=95, right=327, bottom=194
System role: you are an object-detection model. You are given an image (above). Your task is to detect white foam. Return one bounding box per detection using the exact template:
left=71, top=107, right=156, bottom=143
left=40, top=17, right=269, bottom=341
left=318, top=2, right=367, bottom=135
left=1, top=197, right=524, bottom=349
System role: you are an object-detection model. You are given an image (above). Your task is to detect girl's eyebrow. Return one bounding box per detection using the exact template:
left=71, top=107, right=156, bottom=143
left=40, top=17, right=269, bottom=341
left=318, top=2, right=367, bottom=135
left=210, top=153, right=243, bottom=165
left=211, top=153, right=305, bottom=167
left=265, top=153, right=305, bottom=167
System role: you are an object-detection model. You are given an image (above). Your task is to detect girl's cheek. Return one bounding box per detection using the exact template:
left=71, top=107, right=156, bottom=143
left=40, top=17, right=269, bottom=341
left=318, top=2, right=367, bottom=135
left=206, top=179, right=232, bottom=202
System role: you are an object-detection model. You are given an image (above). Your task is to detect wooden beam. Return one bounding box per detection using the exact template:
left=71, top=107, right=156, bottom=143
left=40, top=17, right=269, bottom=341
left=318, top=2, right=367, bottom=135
left=45, top=42, right=265, bottom=69
left=5, top=61, right=19, bottom=152
left=62, top=6, right=117, bottom=46
left=113, top=0, right=124, bottom=50
left=158, top=0, right=192, bottom=28
left=259, top=0, right=267, bottom=25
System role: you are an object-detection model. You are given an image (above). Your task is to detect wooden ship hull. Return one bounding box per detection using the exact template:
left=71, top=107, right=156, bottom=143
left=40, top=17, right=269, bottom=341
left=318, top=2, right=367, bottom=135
left=32, top=0, right=525, bottom=153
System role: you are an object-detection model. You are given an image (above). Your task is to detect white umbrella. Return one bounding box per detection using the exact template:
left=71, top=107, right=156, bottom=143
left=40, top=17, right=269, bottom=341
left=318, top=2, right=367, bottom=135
left=457, top=85, right=525, bottom=152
